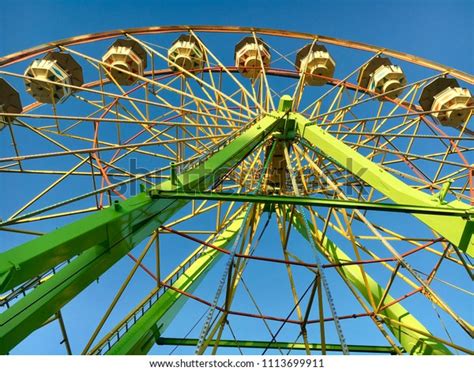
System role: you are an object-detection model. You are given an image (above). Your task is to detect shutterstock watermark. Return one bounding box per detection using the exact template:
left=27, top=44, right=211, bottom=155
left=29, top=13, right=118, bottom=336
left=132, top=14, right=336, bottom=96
left=105, top=157, right=371, bottom=198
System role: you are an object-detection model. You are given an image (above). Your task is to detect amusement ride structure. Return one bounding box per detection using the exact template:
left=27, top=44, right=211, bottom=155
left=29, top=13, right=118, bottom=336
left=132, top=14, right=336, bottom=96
left=0, top=26, right=472, bottom=355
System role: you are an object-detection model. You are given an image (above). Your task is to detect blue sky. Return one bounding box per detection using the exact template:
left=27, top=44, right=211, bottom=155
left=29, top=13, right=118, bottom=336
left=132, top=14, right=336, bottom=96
left=1, top=0, right=473, bottom=73
left=0, top=0, right=472, bottom=356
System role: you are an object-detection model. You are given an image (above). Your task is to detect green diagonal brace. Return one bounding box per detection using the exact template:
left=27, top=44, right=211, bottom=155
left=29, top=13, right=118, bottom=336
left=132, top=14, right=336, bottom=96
left=0, top=112, right=285, bottom=295
left=0, top=111, right=286, bottom=354
left=150, top=190, right=474, bottom=217
left=291, top=209, right=451, bottom=355
left=294, top=113, right=473, bottom=256
left=100, top=213, right=245, bottom=355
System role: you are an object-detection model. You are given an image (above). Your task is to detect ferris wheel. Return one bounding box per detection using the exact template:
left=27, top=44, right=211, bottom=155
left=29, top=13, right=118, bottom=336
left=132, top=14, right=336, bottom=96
left=0, top=26, right=472, bottom=355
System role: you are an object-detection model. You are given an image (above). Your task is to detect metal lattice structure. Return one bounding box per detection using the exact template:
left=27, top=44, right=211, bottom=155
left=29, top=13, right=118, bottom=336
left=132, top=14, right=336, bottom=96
left=0, top=26, right=472, bottom=355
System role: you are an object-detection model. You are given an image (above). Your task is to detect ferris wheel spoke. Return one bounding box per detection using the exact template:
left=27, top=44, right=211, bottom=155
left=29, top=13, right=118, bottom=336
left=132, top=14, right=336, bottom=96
left=38, top=123, right=171, bottom=161
left=430, top=123, right=473, bottom=191
left=164, top=201, right=217, bottom=231
left=306, top=132, right=471, bottom=174
left=338, top=210, right=379, bottom=308
left=307, top=73, right=443, bottom=125
left=5, top=119, right=24, bottom=170
left=371, top=84, right=422, bottom=133
left=182, top=79, right=237, bottom=143
left=0, top=133, right=227, bottom=164
left=178, top=78, right=247, bottom=132
left=237, top=274, right=286, bottom=355
left=82, top=231, right=159, bottom=354
left=59, top=45, right=256, bottom=121
left=319, top=85, right=347, bottom=127
left=59, top=105, right=113, bottom=135
left=301, top=51, right=383, bottom=116
left=146, top=78, right=250, bottom=125
left=325, top=123, right=473, bottom=142
left=283, top=143, right=350, bottom=353
left=366, top=132, right=435, bottom=185
left=0, top=70, right=250, bottom=130
left=306, top=206, right=470, bottom=353
left=0, top=161, right=175, bottom=228
left=27, top=96, right=237, bottom=167
left=285, top=224, right=405, bottom=354
left=145, top=83, right=242, bottom=147
left=9, top=118, right=145, bottom=187
left=103, top=89, right=210, bottom=163
left=199, top=49, right=232, bottom=118
left=291, top=38, right=318, bottom=111
left=275, top=206, right=314, bottom=354
left=194, top=203, right=260, bottom=354
left=125, top=34, right=258, bottom=120
left=87, top=208, right=247, bottom=355
left=69, top=96, right=182, bottom=163
left=197, top=139, right=278, bottom=354
left=189, top=29, right=266, bottom=114
left=251, top=32, right=275, bottom=112
left=208, top=207, right=266, bottom=355
left=7, top=156, right=90, bottom=220
left=98, top=65, right=151, bottom=125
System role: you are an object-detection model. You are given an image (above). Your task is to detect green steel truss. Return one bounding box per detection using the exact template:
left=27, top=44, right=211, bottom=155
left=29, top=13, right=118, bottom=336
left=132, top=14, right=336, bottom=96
left=296, top=113, right=473, bottom=256
left=94, top=213, right=246, bottom=355
left=290, top=208, right=452, bottom=355
left=0, top=101, right=471, bottom=354
left=0, top=112, right=285, bottom=294
left=0, top=111, right=286, bottom=354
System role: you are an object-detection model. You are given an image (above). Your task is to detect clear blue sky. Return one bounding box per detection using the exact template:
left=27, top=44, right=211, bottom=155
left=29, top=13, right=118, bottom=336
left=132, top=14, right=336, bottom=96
left=1, top=0, right=473, bottom=73
left=0, top=0, right=472, bottom=355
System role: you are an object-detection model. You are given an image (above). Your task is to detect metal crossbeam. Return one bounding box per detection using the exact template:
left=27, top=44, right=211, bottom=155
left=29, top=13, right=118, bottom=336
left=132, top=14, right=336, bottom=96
left=155, top=337, right=404, bottom=354
left=150, top=190, right=474, bottom=218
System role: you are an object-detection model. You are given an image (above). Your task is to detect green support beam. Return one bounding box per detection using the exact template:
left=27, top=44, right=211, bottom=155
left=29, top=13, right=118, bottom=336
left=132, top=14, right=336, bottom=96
left=150, top=190, right=474, bottom=218
left=0, top=112, right=285, bottom=295
left=290, top=209, right=452, bottom=355
left=96, top=214, right=246, bottom=355
left=294, top=113, right=473, bottom=256
left=0, top=112, right=285, bottom=294
left=0, top=111, right=287, bottom=354
left=155, top=337, right=404, bottom=354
